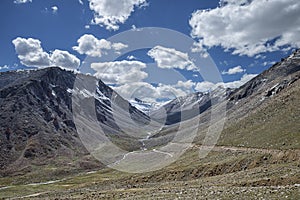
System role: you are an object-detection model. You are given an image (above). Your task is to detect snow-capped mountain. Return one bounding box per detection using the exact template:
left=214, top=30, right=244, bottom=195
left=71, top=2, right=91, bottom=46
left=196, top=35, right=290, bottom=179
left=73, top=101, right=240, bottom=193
left=149, top=91, right=213, bottom=125
left=129, top=98, right=166, bottom=115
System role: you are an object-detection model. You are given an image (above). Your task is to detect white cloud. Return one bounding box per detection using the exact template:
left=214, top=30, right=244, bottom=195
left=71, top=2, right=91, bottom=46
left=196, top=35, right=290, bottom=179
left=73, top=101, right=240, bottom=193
left=91, top=60, right=148, bottom=84
left=189, top=0, right=300, bottom=57
left=14, top=0, right=32, bottom=4
left=51, top=6, right=58, bottom=14
left=12, top=37, right=50, bottom=67
left=113, top=82, right=158, bottom=102
left=263, top=61, right=276, bottom=66
left=255, top=54, right=267, bottom=60
left=90, top=59, right=194, bottom=102
left=147, top=46, right=198, bottom=71
left=195, top=81, right=217, bottom=92
left=176, top=80, right=195, bottom=90
left=50, top=50, right=80, bottom=70
left=88, top=0, right=148, bottom=30
left=112, top=42, right=128, bottom=51
left=12, top=37, right=80, bottom=70
left=73, top=34, right=128, bottom=57
left=222, top=66, right=246, bottom=75
left=127, top=55, right=136, bottom=60
left=223, top=74, right=258, bottom=88
left=89, top=51, right=200, bottom=102
left=113, top=82, right=189, bottom=103
left=132, top=25, right=137, bottom=30
left=79, top=0, right=84, bottom=5
left=0, top=65, right=9, bottom=70
left=191, top=40, right=209, bottom=58
left=85, top=25, right=90, bottom=29
left=156, top=83, right=188, bottom=99
left=195, top=74, right=258, bottom=92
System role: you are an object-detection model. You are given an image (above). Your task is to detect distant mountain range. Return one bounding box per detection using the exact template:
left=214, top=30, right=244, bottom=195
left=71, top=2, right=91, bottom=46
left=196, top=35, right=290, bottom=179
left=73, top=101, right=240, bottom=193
left=0, top=49, right=299, bottom=176
left=129, top=98, right=164, bottom=115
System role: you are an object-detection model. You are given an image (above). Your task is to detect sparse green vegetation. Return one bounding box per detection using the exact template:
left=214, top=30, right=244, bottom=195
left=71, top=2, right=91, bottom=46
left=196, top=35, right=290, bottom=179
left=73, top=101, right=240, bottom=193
left=0, top=147, right=299, bottom=199
left=219, top=79, right=300, bottom=149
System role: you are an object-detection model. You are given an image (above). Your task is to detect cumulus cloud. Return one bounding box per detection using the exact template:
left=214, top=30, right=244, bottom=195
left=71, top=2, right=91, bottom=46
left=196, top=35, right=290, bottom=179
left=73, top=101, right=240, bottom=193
left=91, top=60, right=148, bottom=84
left=12, top=37, right=80, bottom=70
left=90, top=59, right=195, bottom=102
left=90, top=57, right=196, bottom=102
left=113, top=82, right=158, bottom=102
left=50, top=50, right=80, bottom=69
left=195, top=81, right=218, bottom=92
left=191, top=40, right=209, bottom=58
left=112, top=42, right=128, bottom=51
left=88, top=0, right=148, bottom=30
left=73, top=34, right=128, bottom=57
left=113, top=82, right=189, bottom=103
left=156, top=83, right=188, bottom=99
left=148, top=46, right=197, bottom=71
left=222, top=66, right=246, bottom=75
left=14, top=0, right=32, bottom=4
left=195, top=74, right=258, bottom=92
left=189, top=0, right=300, bottom=57
left=12, top=37, right=50, bottom=67
left=51, top=6, right=58, bottom=14
left=176, top=80, right=195, bottom=90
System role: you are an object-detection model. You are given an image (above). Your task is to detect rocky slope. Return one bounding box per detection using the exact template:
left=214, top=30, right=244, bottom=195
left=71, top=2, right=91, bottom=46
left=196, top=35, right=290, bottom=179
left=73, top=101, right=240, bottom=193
left=0, top=67, right=149, bottom=176
left=217, top=50, right=300, bottom=149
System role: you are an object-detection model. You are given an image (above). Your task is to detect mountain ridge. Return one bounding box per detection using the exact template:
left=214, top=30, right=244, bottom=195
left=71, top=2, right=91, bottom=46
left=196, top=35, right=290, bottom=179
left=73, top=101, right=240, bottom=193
left=0, top=67, right=150, bottom=176
left=0, top=49, right=299, bottom=181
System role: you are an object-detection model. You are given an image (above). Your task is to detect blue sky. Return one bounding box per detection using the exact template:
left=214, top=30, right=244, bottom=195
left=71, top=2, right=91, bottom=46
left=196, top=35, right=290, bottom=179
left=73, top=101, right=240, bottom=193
left=0, top=0, right=299, bottom=102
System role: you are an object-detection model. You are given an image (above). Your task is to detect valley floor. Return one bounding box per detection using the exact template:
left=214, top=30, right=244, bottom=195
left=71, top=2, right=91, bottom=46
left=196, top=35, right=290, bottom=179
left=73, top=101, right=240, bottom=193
left=0, top=145, right=299, bottom=200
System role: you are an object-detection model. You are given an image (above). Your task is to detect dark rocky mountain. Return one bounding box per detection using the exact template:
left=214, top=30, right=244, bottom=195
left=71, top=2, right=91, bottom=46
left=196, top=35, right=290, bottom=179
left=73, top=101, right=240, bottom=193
left=0, top=67, right=149, bottom=175
left=228, top=50, right=300, bottom=104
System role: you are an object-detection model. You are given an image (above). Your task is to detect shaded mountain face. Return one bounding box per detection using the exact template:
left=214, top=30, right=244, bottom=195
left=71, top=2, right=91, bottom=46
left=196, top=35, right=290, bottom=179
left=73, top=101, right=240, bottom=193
left=223, top=49, right=300, bottom=126
left=0, top=68, right=81, bottom=172
left=0, top=67, right=149, bottom=174
left=228, top=50, right=300, bottom=103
